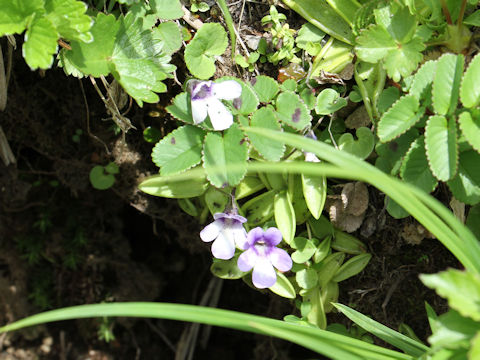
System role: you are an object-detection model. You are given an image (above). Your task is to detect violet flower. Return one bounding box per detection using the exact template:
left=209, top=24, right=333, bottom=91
left=237, top=227, right=292, bottom=289
left=189, top=80, right=242, bottom=131
left=200, top=212, right=247, bottom=260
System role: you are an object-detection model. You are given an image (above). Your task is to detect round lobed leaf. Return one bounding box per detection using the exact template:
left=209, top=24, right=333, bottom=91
left=245, top=107, right=284, bottom=161
left=216, top=77, right=259, bottom=115
left=315, top=88, right=347, bottom=115
left=276, top=91, right=311, bottom=130
left=251, top=75, right=279, bottom=103
left=338, top=127, right=375, bottom=160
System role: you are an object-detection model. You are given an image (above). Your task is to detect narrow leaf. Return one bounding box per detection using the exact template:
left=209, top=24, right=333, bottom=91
left=302, top=173, right=326, bottom=219
left=138, top=168, right=208, bottom=198
left=432, top=54, right=464, bottom=116
left=274, top=190, right=296, bottom=244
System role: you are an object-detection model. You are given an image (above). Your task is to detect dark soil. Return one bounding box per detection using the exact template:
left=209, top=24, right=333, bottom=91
left=0, top=2, right=460, bottom=359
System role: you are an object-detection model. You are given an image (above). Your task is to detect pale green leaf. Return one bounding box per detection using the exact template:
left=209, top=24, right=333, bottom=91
left=334, top=303, right=429, bottom=357
left=428, top=310, right=478, bottom=350
left=332, top=253, right=371, bottom=282
left=235, top=176, right=265, bottom=200
left=205, top=187, right=229, bottom=216
left=156, top=21, right=182, bottom=54
left=338, top=127, right=375, bottom=160
left=400, top=136, right=438, bottom=193
left=433, top=54, right=464, bottom=115
left=0, top=0, right=43, bottom=35
left=377, top=95, right=421, bottom=142
left=425, top=115, right=458, bottom=181
left=460, top=53, right=480, bottom=108
left=274, top=190, right=296, bottom=245
left=375, top=128, right=418, bottom=175
left=150, top=0, right=183, bottom=20
left=302, top=173, right=326, bottom=220
left=447, top=150, right=480, bottom=205
left=296, top=22, right=325, bottom=55
left=166, top=92, right=194, bottom=124
left=469, top=332, right=480, bottom=360
left=203, top=124, right=248, bottom=187
left=464, top=10, right=480, bottom=26
left=355, top=25, right=396, bottom=63
left=23, top=17, right=58, bottom=70
left=245, top=107, right=284, bottom=161
left=296, top=268, right=318, bottom=289
left=289, top=174, right=311, bottom=224
left=409, top=59, right=437, bottom=100
left=276, top=91, right=311, bottom=130
left=139, top=168, right=208, bottom=198
left=291, top=237, right=317, bottom=263
left=386, top=6, right=417, bottom=43
left=269, top=272, right=296, bottom=299
left=44, top=0, right=93, bottom=42
left=152, top=125, right=205, bottom=176
left=217, top=77, right=258, bottom=115
left=315, top=88, right=348, bottom=115
left=241, top=190, right=275, bottom=226
left=184, top=23, right=228, bottom=79
left=383, top=37, right=425, bottom=82
left=420, top=269, right=480, bottom=322
left=252, top=76, right=279, bottom=103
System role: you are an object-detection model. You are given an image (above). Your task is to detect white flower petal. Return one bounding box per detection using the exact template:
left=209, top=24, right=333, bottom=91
left=212, top=81, right=242, bottom=100
left=268, top=248, right=292, bottom=272
left=252, top=258, right=277, bottom=289
left=206, top=98, right=233, bottom=131
left=200, top=220, right=223, bottom=243
left=192, top=99, right=208, bottom=124
left=211, top=231, right=235, bottom=260
left=231, top=223, right=248, bottom=249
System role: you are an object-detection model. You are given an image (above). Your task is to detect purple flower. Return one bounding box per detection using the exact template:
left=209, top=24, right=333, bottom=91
left=200, top=212, right=247, bottom=260
left=189, top=80, right=242, bottom=131
left=237, top=227, right=292, bottom=289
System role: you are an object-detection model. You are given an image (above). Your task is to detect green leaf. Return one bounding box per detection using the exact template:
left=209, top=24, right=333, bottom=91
left=338, top=127, right=375, bottom=160
left=210, top=257, right=245, bottom=280
left=184, top=23, right=228, bottom=79
left=377, top=95, right=421, bottom=142
left=0, top=0, right=44, bottom=35
left=252, top=76, right=279, bottom=103
left=143, top=126, right=162, bottom=143
left=235, top=176, right=265, bottom=200
left=269, top=272, right=296, bottom=299
left=152, top=125, right=205, bottom=176
left=428, top=310, right=478, bottom=350
left=385, top=6, right=417, bottom=43
left=296, top=22, right=325, bottom=56
left=150, top=0, right=183, bottom=20
left=245, top=107, right=284, bottom=161
left=425, top=115, right=458, bottom=181
left=205, top=186, right=229, bottom=215
left=409, top=59, right=436, bottom=101
left=156, top=21, right=182, bottom=54
left=296, top=268, right=318, bottom=289
left=291, top=237, right=317, bottom=263
left=138, top=168, right=208, bottom=198
left=447, top=150, right=480, bottom=205
left=241, top=190, right=275, bottom=226
left=459, top=111, right=480, bottom=159
left=466, top=204, right=480, bottom=241
left=377, top=87, right=400, bottom=114
left=400, top=136, right=438, bottom=193
left=302, top=173, right=326, bottom=220
left=315, top=88, right=348, bottom=115
left=420, top=269, right=480, bottom=322
left=383, top=37, right=425, bottom=82
left=433, top=54, right=464, bottom=116
left=464, top=10, right=480, bottom=26
left=334, top=303, right=429, bottom=357
left=203, top=124, right=248, bottom=187
left=332, top=253, right=371, bottom=282
left=460, top=53, right=480, bottom=108
left=276, top=91, right=311, bottom=130
left=355, top=25, right=396, bottom=63
left=23, top=17, right=58, bottom=70
left=166, top=92, right=194, bottom=124
left=375, top=128, right=418, bottom=175
left=274, top=190, right=296, bottom=245
left=104, top=162, right=119, bottom=175
left=89, top=165, right=115, bottom=190
left=289, top=174, right=311, bottom=224
left=44, top=0, right=93, bottom=42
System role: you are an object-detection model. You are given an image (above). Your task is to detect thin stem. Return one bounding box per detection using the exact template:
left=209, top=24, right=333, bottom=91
left=440, top=0, right=453, bottom=25
left=457, top=0, right=467, bottom=28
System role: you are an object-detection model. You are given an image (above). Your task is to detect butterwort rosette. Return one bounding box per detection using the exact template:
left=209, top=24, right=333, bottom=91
left=200, top=212, right=247, bottom=260
left=189, top=80, right=242, bottom=131
left=237, top=227, right=292, bottom=289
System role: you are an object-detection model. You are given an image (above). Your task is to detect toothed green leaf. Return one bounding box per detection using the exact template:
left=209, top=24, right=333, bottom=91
left=460, top=53, right=480, bottom=108
left=377, top=95, right=421, bottom=142
left=432, top=54, right=464, bottom=116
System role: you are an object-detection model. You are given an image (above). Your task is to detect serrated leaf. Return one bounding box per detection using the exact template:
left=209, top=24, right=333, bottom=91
left=23, top=17, right=58, bottom=70
left=433, top=54, right=464, bottom=115
left=44, top=0, right=93, bottom=42
left=401, top=136, right=438, bottom=193
left=383, top=37, right=425, bottom=82
left=377, top=87, right=400, bottom=114
left=420, top=269, right=480, bottom=322
left=152, top=125, right=205, bottom=176
left=315, top=88, right=348, bottom=115
left=355, top=25, right=396, bottom=63
left=150, top=0, right=183, bottom=20
left=252, top=76, right=279, bottom=103
left=156, top=21, right=182, bottom=54
left=276, top=91, right=311, bottom=130
left=274, top=190, right=296, bottom=245
left=245, top=107, right=284, bottom=161
left=203, top=124, right=247, bottom=187
left=57, top=49, right=85, bottom=77
left=378, top=95, right=421, bottom=142
left=338, top=127, right=375, bottom=160
left=409, top=60, right=437, bottom=100
left=184, top=23, right=228, bottom=79
left=460, top=53, right=480, bottom=108
left=166, top=92, right=194, bottom=124
left=217, top=77, right=258, bottom=115
left=447, top=150, right=480, bottom=205
left=0, top=0, right=44, bottom=35
left=425, top=115, right=458, bottom=181
left=138, top=168, right=208, bottom=198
